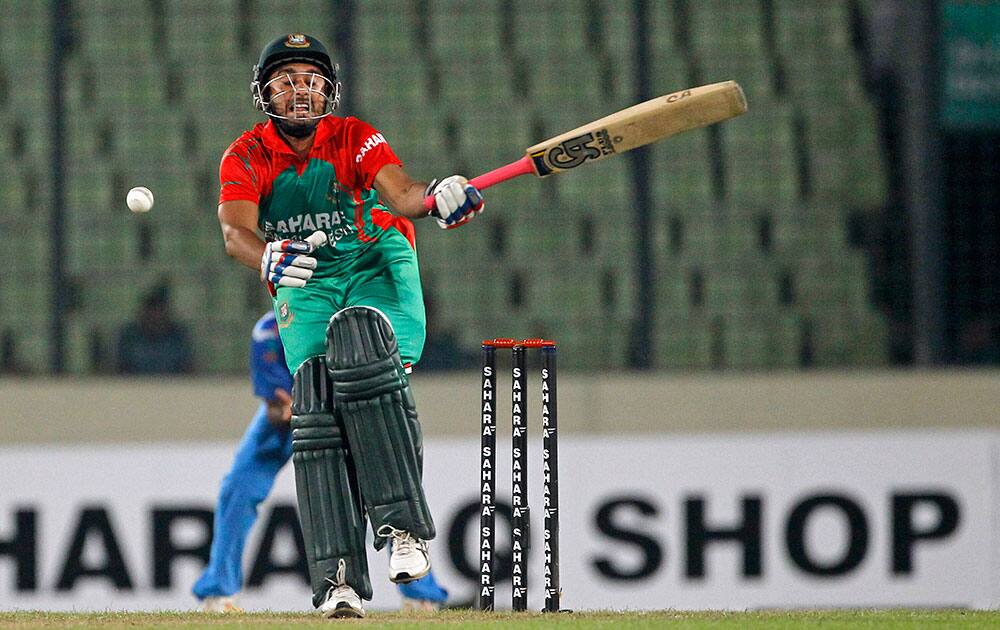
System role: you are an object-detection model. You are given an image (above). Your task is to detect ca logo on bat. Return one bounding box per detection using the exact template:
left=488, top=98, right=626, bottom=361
left=531, top=129, right=617, bottom=176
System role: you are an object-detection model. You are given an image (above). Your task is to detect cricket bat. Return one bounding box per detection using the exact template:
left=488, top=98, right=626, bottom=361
left=423, top=80, right=748, bottom=210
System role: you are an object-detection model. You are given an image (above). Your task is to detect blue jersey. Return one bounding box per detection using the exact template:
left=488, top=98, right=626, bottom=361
left=250, top=312, right=293, bottom=400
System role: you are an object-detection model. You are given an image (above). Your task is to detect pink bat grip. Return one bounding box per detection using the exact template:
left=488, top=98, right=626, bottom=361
left=422, top=156, right=535, bottom=211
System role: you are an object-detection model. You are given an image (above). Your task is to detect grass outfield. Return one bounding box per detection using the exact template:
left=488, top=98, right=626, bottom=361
left=0, top=610, right=998, bottom=629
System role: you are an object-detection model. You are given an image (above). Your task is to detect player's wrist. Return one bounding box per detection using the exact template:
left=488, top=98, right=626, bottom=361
left=425, top=175, right=484, bottom=229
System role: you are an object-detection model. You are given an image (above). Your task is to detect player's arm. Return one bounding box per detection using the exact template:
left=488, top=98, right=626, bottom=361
left=374, top=164, right=485, bottom=230
left=373, top=164, right=429, bottom=219
left=250, top=314, right=295, bottom=426
left=218, top=200, right=325, bottom=296
left=219, top=200, right=266, bottom=271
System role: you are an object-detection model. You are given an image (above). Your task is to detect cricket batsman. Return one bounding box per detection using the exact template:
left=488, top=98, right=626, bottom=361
left=216, top=33, right=483, bottom=618
left=193, top=311, right=449, bottom=613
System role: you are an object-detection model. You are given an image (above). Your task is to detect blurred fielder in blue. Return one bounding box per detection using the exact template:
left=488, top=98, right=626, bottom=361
left=193, top=311, right=448, bottom=612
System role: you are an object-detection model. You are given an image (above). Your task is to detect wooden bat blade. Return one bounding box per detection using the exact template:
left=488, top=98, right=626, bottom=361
left=421, top=81, right=747, bottom=210
left=527, top=81, right=747, bottom=177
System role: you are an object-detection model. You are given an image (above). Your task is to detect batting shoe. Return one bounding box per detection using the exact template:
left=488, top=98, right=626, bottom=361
left=200, top=596, right=243, bottom=613
left=380, top=525, right=431, bottom=584
left=319, top=561, right=366, bottom=619
left=320, top=584, right=365, bottom=619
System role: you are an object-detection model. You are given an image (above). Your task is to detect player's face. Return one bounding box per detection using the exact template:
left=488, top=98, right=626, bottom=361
left=265, top=62, right=334, bottom=124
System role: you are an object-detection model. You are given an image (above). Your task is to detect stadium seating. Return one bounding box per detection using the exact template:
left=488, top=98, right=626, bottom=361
left=0, top=4, right=51, bottom=373
left=4, top=0, right=892, bottom=373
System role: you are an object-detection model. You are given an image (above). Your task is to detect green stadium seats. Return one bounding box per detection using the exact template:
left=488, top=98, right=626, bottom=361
left=698, top=54, right=774, bottom=105
left=556, top=318, right=633, bottom=370
left=164, top=0, right=240, bottom=63
left=446, top=81, right=531, bottom=175
left=656, top=313, right=714, bottom=370
left=184, top=57, right=251, bottom=121
left=597, top=1, right=637, bottom=106
left=12, top=327, right=52, bottom=373
left=510, top=1, right=603, bottom=117
left=783, top=52, right=867, bottom=104
left=769, top=312, right=803, bottom=368
left=731, top=203, right=776, bottom=255
left=773, top=0, right=867, bottom=104
left=700, top=264, right=745, bottom=315
left=774, top=0, right=852, bottom=53
left=76, top=0, right=155, bottom=60
left=0, top=163, right=26, bottom=215
left=721, top=314, right=774, bottom=369
left=0, top=1, right=48, bottom=66
left=437, top=55, right=511, bottom=106
left=649, top=49, right=691, bottom=98
left=89, top=60, right=163, bottom=110
left=559, top=151, right=632, bottom=210
left=65, top=159, right=113, bottom=213
left=429, top=0, right=502, bottom=60
left=742, top=264, right=782, bottom=312
left=15, top=0, right=894, bottom=373
left=0, top=112, right=14, bottom=156
left=724, top=100, right=799, bottom=205
left=849, top=311, right=890, bottom=365
left=803, top=102, right=887, bottom=208
left=690, top=1, right=765, bottom=53
left=667, top=204, right=723, bottom=263
left=529, top=264, right=617, bottom=323
left=511, top=1, right=587, bottom=60
left=64, top=319, right=92, bottom=375
left=64, top=116, right=100, bottom=161
left=650, top=128, right=714, bottom=207
left=356, top=0, right=413, bottom=59
left=503, top=214, right=573, bottom=262
left=249, top=0, right=338, bottom=55
left=115, top=110, right=185, bottom=165
left=0, top=5, right=47, bottom=158
left=652, top=259, right=689, bottom=320
left=381, top=113, right=447, bottom=178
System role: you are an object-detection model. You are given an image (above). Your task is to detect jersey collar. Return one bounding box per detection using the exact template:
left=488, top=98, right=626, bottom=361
left=261, top=117, right=337, bottom=156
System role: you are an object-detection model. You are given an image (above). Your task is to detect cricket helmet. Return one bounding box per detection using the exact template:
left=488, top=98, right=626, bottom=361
left=251, top=33, right=342, bottom=117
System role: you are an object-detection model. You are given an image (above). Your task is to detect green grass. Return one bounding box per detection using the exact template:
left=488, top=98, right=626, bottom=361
left=0, top=610, right=998, bottom=629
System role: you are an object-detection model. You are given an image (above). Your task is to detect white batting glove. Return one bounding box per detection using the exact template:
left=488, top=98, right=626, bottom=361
left=260, top=230, right=328, bottom=296
left=425, top=175, right=485, bottom=229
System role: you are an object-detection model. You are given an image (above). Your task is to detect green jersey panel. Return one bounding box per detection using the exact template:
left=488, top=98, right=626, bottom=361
left=259, top=159, right=393, bottom=275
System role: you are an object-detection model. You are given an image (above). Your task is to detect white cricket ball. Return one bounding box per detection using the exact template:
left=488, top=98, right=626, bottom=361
left=126, top=186, right=154, bottom=213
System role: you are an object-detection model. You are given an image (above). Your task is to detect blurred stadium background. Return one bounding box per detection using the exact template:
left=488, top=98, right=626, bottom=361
left=2, top=0, right=995, bottom=375
left=1, top=0, right=999, bottom=614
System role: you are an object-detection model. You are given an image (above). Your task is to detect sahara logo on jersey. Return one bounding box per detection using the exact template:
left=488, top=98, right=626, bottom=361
left=263, top=211, right=344, bottom=237
left=355, top=133, right=387, bottom=163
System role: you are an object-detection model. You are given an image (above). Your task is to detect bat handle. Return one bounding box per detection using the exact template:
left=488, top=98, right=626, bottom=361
left=422, top=156, right=535, bottom=211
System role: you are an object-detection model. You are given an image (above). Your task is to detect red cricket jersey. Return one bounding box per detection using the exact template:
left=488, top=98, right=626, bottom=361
left=219, top=116, right=416, bottom=262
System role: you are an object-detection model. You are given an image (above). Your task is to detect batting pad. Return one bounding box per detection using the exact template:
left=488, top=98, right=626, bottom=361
left=326, top=306, right=435, bottom=549
left=291, top=356, right=372, bottom=604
